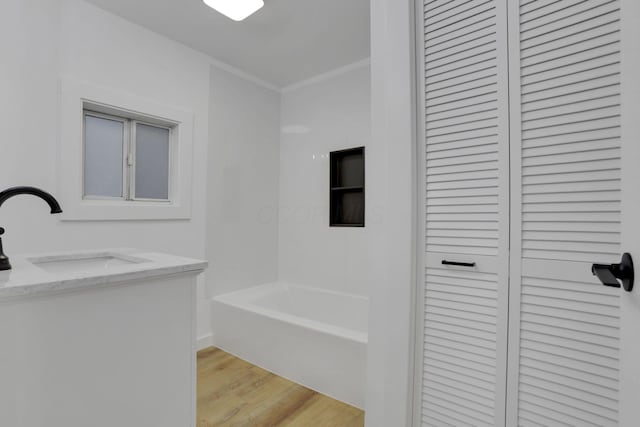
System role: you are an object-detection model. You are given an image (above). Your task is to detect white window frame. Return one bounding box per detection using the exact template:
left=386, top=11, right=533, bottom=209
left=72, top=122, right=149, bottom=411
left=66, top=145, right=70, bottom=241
left=82, top=109, right=175, bottom=203
left=59, top=80, right=194, bottom=221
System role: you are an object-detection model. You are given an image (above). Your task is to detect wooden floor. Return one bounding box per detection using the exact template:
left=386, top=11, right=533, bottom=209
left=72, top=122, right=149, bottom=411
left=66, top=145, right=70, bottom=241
left=197, top=347, right=364, bottom=427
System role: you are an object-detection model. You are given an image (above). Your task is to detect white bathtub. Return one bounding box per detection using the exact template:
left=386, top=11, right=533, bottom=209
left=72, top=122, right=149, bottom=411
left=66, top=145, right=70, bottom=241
left=211, top=282, right=368, bottom=408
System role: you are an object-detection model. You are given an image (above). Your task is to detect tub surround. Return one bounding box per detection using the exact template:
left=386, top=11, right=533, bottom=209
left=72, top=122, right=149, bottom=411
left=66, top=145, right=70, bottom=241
left=0, top=248, right=207, bottom=299
left=278, top=62, right=371, bottom=297
left=0, top=248, right=207, bottom=427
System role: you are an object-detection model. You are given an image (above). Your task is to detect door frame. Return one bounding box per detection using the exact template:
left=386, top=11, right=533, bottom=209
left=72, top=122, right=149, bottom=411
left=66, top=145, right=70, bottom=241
left=412, top=0, right=426, bottom=423
left=365, top=0, right=419, bottom=426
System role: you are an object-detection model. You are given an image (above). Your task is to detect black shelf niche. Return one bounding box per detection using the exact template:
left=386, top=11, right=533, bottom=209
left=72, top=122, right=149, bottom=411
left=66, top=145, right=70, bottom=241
left=330, top=147, right=365, bottom=227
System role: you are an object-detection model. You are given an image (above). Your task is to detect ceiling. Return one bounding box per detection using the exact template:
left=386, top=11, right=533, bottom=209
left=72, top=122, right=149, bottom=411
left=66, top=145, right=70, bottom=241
left=84, top=0, right=371, bottom=88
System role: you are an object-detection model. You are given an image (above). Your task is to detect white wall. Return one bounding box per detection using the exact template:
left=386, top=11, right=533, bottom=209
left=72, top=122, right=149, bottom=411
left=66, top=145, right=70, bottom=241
left=278, top=63, right=372, bottom=297
left=2, top=6, right=410, bottom=421
left=206, top=66, right=280, bottom=297
left=0, top=0, right=213, bottom=342
left=365, top=0, right=416, bottom=425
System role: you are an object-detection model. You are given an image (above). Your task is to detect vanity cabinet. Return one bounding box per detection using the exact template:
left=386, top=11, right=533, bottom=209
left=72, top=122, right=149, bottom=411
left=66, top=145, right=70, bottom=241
left=0, top=250, right=206, bottom=427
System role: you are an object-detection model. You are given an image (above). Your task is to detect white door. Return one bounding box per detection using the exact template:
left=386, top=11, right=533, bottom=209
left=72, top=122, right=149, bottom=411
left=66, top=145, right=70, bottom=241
left=506, top=0, right=626, bottom=425
left=417, top=0, right=640, bottom=425
left=416, top=0, right=511, bottom=425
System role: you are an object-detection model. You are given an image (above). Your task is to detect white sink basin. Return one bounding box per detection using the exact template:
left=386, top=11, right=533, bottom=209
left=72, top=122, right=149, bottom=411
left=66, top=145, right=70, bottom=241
left=29, top=252, right=148, bottom=274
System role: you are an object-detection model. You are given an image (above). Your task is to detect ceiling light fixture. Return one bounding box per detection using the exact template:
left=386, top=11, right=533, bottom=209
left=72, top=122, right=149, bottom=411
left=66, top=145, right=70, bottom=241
left=202, top=0, right=264, bottom=21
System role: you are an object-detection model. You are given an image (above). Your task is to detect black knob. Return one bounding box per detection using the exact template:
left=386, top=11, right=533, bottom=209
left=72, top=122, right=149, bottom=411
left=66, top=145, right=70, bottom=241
left=592, top=253, right=634, bottom=292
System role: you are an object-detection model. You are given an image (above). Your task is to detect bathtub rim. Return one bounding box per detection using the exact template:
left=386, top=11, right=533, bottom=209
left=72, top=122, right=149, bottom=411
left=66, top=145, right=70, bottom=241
left=212, top=282, right=368, bottom=344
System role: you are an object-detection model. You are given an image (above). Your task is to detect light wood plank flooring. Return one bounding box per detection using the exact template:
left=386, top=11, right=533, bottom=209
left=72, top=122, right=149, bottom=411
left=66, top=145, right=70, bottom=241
left=197, top=347, right=364, bottom=427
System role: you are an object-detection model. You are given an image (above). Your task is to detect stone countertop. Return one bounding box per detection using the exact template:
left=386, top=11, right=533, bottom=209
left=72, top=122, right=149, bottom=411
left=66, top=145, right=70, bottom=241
left=0, top=248, right=207, bottom=300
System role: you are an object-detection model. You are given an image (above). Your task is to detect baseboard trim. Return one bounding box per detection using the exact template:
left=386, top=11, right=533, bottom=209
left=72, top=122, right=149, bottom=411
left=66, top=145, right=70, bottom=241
left=196, top=333, right=215, bottom=351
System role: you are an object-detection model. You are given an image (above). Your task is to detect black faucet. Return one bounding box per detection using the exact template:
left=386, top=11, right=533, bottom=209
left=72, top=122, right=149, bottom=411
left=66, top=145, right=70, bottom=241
left=0, top=186, right=63, bottom=271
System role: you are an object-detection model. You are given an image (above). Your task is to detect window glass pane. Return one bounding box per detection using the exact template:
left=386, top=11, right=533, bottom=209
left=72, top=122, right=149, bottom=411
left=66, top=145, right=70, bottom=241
left=84, top=115, right=124, bottom=198
left=135, top=123, right=170, bottom=200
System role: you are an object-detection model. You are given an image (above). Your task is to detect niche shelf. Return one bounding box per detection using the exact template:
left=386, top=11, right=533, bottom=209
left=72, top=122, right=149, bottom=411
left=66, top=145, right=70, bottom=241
left=330, top=147, right=365, bottom=227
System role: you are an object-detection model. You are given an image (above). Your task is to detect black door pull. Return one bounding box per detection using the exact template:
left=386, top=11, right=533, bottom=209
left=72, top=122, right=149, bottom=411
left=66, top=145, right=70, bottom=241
left=442, top=260, right=476, bottom=268
left=592, top=253, right=634, bottom=292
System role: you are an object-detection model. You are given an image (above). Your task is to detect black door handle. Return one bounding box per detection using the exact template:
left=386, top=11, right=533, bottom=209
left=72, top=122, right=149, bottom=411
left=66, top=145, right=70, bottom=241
left=442, top=260, right=476, bottom=268
left=592, top=253, right=634, bottom=292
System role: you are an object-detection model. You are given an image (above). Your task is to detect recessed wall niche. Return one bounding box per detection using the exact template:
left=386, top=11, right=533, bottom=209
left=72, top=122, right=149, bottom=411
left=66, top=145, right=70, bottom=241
left=330, top=147, right=365, bottom=227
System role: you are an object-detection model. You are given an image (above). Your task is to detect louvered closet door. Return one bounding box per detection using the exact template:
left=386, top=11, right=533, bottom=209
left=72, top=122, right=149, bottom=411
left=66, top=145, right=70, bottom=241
left=417, top=0, right=510, bottom=425
left=507, top=0, right=622, bottom=425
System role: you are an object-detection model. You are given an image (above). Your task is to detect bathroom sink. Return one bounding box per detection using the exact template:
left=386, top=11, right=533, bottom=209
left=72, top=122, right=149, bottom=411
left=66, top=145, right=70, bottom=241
left=29, top=252, right=147, bottom=274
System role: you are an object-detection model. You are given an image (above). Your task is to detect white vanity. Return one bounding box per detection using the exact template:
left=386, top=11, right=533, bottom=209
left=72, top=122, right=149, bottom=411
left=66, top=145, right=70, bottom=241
left=0, top=249, right=207, bottom=427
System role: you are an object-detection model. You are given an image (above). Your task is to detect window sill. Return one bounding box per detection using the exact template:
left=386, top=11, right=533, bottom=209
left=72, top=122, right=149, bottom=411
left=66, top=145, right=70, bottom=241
left=60, top=198, right=190, bottom=221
